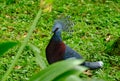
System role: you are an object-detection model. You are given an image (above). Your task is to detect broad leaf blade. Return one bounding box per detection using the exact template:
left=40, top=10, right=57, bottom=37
left=28, top=43, right=47, bottom=69
left=66, top=75, right=83, bottom=81
left=29, top=59, right=84, bottom=81
left=53, top=66, right=87, bottom=81
left=0, top=41, right=18, bottom=56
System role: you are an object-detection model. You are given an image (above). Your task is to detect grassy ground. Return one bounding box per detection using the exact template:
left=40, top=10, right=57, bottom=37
left=0, top=0, right=120, bottom=81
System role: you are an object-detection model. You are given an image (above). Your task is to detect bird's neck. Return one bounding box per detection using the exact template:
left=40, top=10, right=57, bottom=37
left=52, top=30, right=62, bottom=42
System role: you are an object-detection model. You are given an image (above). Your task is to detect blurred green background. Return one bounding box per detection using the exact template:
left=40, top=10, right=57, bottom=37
left=0, top=0, right=120, bottom=81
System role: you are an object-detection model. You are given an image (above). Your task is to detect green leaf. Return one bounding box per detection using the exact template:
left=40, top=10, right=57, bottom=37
left=29, top=59, right=84, bottom=81
left=53, top=66, right=87, bottom=81
left=28, top=43, right=47, bottom=69
left=0, top=41, right=18, bottom=56
left=66, top=75, right=83, bottom=81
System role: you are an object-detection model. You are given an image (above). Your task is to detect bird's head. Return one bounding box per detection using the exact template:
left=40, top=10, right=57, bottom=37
left=52, top=16, right=74, bottom=33
left=52, top=20, right=63, bottom=33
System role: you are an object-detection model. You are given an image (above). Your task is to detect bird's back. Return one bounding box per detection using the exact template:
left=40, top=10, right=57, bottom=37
left=64, top=45, right=83, bottom=59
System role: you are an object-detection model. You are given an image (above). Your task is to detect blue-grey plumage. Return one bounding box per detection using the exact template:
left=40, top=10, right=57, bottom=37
left=64, top=45, right=83, bottom=59
left=82, top=61, right=103, bottom=70
left=52, top=16, right=74, bottom=33
left=63, top=45, right=103, bottom=69
left=52, top=28, right=62, bottom=42
left=52, top=20, right=63, bottom=32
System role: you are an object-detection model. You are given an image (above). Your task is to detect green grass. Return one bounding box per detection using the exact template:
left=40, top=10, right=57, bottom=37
left=0, top=0, right=120, bottom=81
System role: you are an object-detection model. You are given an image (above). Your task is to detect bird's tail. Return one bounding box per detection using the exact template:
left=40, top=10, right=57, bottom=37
left=82, top=61, right=103, bottom=70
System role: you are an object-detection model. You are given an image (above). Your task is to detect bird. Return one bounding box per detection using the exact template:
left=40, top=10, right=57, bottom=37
left=46, top=19, right=103, bottom=70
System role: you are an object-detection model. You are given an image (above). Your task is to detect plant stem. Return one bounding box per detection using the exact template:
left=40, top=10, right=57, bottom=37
left=2, top=9, right=42, bottom=81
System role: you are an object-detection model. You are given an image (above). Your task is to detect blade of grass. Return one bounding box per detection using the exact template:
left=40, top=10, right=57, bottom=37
left=0, top=41, right=18, bottom=56
left=2, top=9, right=42, bottom=81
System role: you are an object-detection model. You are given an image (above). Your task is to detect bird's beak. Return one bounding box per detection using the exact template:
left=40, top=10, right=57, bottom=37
left=52, top=28, right=59, bottom=33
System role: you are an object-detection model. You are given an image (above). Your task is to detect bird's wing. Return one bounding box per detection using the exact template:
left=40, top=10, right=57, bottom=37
left=63, top=45, right=83, bottom=59
left=63, top=45, right=104, bottom=70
